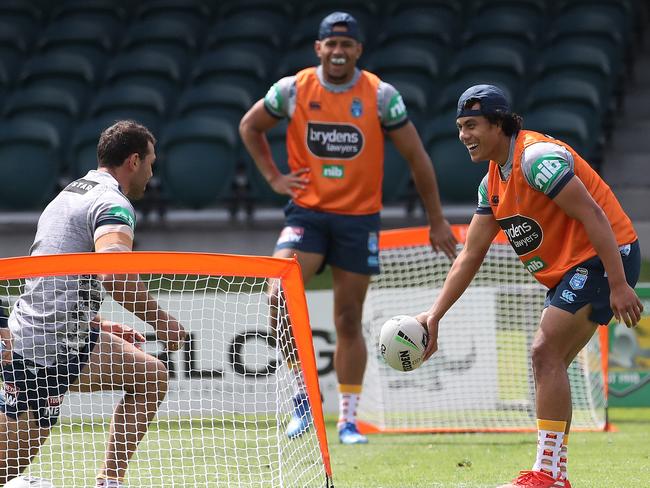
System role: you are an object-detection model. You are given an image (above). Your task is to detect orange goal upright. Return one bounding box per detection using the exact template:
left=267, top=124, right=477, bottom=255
left=358, top=225, right=609, bottom=434
left=0, top=252, right=333, bottom=488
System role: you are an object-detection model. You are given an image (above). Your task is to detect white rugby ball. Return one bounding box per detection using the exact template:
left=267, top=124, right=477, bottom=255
left=379, top=315, right=428, bottom=372
left=5, top=476, right=56, bottom=488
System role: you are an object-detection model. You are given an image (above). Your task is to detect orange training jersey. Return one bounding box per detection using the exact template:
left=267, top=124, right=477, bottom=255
left=286, top=68, right=385, bottom=215
left=484, top=130, right=636, bottom=289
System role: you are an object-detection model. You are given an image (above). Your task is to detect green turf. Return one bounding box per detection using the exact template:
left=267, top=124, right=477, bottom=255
left=22, top=408, right=649, bottom=487
left=327, top=408, right=650, bottom=488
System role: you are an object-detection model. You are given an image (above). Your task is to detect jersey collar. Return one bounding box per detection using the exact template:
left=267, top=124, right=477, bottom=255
left=316, top=66, right=361, bottom=93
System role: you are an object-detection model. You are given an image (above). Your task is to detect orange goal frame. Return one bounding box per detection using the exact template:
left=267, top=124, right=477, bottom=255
left=0, top=251, right=334, bottom=479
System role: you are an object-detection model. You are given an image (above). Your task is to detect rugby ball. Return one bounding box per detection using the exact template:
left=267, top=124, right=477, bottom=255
left=5, top=476, right=56, bottom=488
left=379, top=315, right=428, bottom=372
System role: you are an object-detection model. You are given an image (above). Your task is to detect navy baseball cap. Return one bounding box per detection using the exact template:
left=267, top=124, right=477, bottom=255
left=457, top=84, right=511, bottom=118
left=318, top=12, right=361, bottom=41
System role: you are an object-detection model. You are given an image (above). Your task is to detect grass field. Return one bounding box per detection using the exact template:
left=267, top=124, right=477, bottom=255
left=327, top=408, right=650, bottom=488
left=27, top=408, right=649, bottom=487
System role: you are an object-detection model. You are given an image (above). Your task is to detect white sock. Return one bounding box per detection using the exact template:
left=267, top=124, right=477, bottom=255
left=337, top=384, right=362, bottom=429
left=96, top=479, right=124, bottom=488
left=532, top=419, right=566, bottom=479
left=291, top=366, right=306, bottom=397
left=559, top=440, right=569, bottom=480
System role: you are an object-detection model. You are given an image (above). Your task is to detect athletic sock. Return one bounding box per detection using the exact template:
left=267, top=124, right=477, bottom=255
left=559, top=434, right=569, bottom=480
left=532, top=419, right=566, bottom=479
left=286, top=360, right=306, bottom=397
left=337, top=384, right=362, bottom=429
left=96, top=477, right=124, bottom=487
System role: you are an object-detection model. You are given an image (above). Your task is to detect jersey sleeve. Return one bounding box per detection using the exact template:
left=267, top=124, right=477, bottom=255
left=476, top=173, right=493, bottom=215
left=90, top=191, right=136, bottom=235
left=377, top=81, right=409, bottom=130
left=521, top=142, right=575, bottom=198
left=263, top=76, right=296, bottom=119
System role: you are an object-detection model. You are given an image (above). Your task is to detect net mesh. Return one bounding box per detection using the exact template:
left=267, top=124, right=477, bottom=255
left=360, top=238, right=607, bottom=432
left=0, top=270, right=329, bottom=488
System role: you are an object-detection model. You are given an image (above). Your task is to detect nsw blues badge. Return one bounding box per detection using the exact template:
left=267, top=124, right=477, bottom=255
left=569, top=267, right=588, bottom=290
left=351, top=98, right=363, bottom=118
left=367, top=232, right=378, bottom=254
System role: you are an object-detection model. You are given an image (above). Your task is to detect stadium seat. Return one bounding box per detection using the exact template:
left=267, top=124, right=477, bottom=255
left=134, top=0, right=212, bottom=29
left=289, top=14, right=331, bottom=50
left=0, top=0, right=44, bottom=33
left=17, top=52, right=97, bottom=103
left=0, top=119, right=61, bottom=209
left=275, top=47, right=319, bottom=80
left=119, top=19, right=200, bottom=70
left=382, top=141, right=413, bottom=205
left=461, top=11, right=540, bottom=58
left=0, top=19, right=33, bottom=78
left=68, top=118, right=111, bottom=177
left=522, top=108, right=591, bottom=157
left=374, top=11, right=455, bottom=65
left=159, top=116, right=238, bottom=208
left=218, top=0, right=295, bottom=21
left=103, top=50, right=182, bottom=105
left=50, top=0, right=126, bottom=25
left=522, top=78, right=604, bottom=137
left=533, top=43, right=614, bottom=108
left=174, top=83, right=253, bottom=129
left=365, top=46, right=440, bottom=99
left=471, top=0, right=548, bottom=18
left=89, top=85, right=167, bottom=134
left=545, top=11, right=628, bottom=80
left=190, top=49, right=269, bottom=101
left=204, top=15, right=287, bottom=63
left=2, top=86, right=81, bottom=144
left=34, top=19, right=118, bottom=72
left=428, top=135, right=486, bottom=203
left=245, top=121, right=291, bottom=207
left=384, top=0, right=461, bottom=28
left=447, top=45, right=526, bottom=102
left=422, top=110, right=460, bottom=147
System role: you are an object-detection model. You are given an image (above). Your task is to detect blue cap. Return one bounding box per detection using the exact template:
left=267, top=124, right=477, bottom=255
left=457, top=84, right=511, bottom=118
left=318, top=12, right=361, bottom=41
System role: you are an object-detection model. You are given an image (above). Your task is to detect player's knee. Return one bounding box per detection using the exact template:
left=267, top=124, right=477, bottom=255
left=334, top=309, right=363, bottom=339
left=530, top=341, right=561, bottom=375
left=138, top=358, right=169, bottom=399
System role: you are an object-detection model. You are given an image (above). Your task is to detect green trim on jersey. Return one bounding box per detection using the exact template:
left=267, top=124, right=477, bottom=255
left=385, top=92, right=407, bottom=125
left=529, top=155, right=569, bottom=193
left=264, top=83, right=284, bottom=115
left=478, top=179, right=489, bottom=207
left=108, top=206, right=135, bottom=228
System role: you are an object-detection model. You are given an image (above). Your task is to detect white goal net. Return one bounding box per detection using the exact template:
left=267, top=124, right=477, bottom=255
left=0, top=252, right=333, bottom=488
left=359, top=226, right=607, bottom=433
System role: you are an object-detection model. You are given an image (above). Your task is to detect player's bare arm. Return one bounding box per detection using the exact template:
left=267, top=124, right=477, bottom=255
left=387, top=121, right=457, bottom=259
left=553, top=178, right=643, bottom=326
left=95, top=229, right=186, bottom=351
left=418, top=213, right=499, bottom=360
left=239, top=99, right=310, bottom=198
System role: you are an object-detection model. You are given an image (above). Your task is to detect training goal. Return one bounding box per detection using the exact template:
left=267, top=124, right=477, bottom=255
left=359, top=225, right=608, bottom=434
left=0, top=252, right=333, bottom=488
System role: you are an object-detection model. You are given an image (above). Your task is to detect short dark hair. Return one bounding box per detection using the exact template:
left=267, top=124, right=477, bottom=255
left=97, top=120, right=156, bottom=168
left=462, top=98, right=522, bottom=137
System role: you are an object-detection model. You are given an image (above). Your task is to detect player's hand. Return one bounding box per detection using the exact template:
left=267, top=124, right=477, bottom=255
left=428, top=219, right=458, bottom=260
left=269, top=168, right=310, bottom=198
left=156, top=319, right=186, bottom=352
left=610, top=283, right=644, bottom=327
left=415, top=312, right=440, bottom=361
left=101, top=320, right=145, bottom=349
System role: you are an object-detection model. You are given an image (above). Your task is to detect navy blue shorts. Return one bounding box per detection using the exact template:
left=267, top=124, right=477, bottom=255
left=0, top=328, right=99, bottom=427
left=275, top=202, right=381, bottom=275
left=544, top=241, right=641, bottom=325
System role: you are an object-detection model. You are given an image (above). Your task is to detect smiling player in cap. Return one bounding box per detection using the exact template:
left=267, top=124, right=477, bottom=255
left=240, top=11, right=457, bottom=445
left=416, top=84, right=642, bottom=487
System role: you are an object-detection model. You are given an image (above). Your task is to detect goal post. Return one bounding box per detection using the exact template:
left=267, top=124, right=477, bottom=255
left=358, top=225, right=609, bottom=434
left=0, top=252, right=333, bottom=488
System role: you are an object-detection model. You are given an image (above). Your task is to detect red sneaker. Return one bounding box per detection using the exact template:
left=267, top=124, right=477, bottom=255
left=497, top=470, right=572, bottom=488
